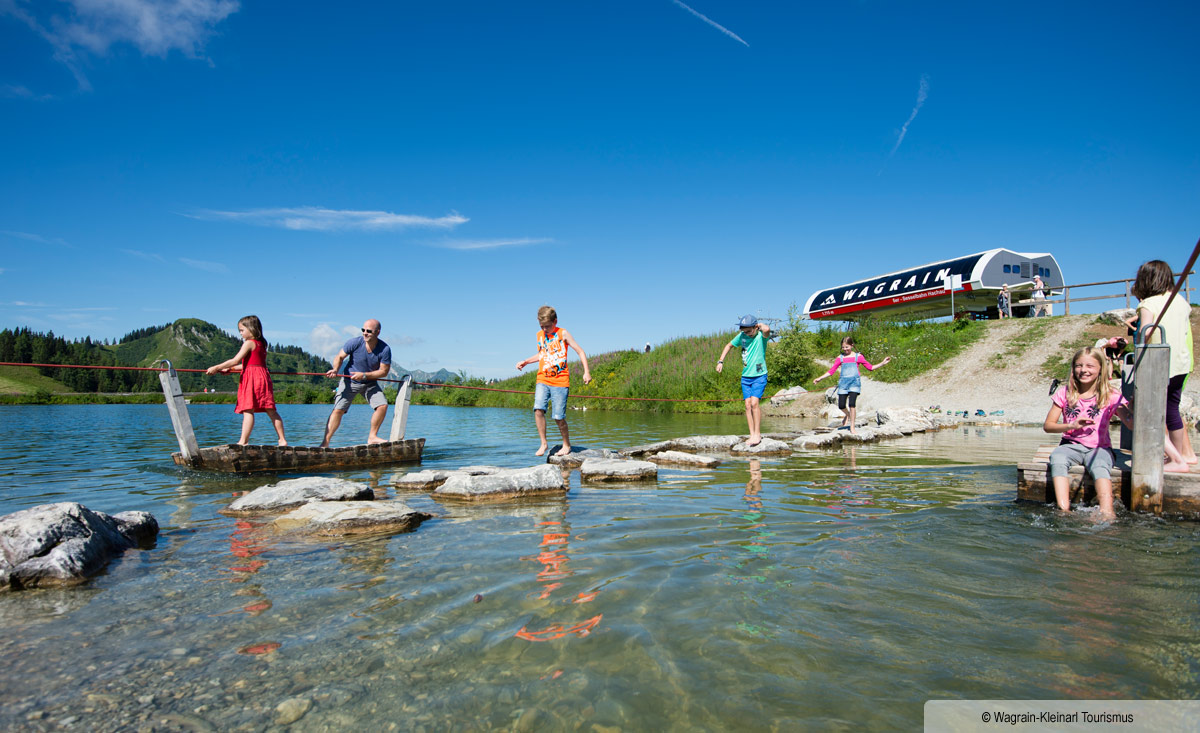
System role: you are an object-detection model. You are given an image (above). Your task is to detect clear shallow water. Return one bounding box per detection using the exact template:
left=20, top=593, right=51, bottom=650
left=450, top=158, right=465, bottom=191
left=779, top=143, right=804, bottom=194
left=1, top=404, right=1198, bottom=731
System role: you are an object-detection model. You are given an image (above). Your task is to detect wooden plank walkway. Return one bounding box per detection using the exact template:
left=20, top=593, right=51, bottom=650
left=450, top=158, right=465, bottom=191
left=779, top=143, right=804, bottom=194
left=172, top=439, right=424, bottom=473
left=1017, top=444, right=1200, bottom=518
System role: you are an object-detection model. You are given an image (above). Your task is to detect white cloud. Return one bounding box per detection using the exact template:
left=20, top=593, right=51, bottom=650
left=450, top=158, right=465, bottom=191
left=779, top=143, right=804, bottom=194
left=6, top=300, right=51, bottom=307
left=179, top=257, right=228, bottom=273
left=671, top=0, right=749, bottom=47
left=1, top=83, right=54, bottom=101
left=429, top=237, right=552, bottom=251
left=189, top=207, right=468, bottom=232
left=121, top=248, right=165, bottom=262
left=1, top=230, right=70, bottom=247
left=309, top=324, right=346, bottom=362
left=3, top=0, right=240, bottom=90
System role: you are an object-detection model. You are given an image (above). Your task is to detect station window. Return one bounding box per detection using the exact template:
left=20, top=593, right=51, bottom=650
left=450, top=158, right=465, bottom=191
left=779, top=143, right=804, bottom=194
left=1003, top=264, right=1011, bottom=273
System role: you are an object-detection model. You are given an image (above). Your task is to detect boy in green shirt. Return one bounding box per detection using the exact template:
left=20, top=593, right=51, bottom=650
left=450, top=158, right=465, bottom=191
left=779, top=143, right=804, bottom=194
left=716, top=315, right=771, bottom=446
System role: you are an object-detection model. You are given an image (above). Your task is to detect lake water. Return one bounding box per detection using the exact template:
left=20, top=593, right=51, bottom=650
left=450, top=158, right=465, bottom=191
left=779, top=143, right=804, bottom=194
left=1, top=404, right=1199, bottom=731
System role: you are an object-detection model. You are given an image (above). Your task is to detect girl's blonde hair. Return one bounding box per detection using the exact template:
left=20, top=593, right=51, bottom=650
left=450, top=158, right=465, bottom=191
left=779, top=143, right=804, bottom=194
left=238, top=315, right=264, bottom=343
left=1066, top=346, right=1111, bottom=407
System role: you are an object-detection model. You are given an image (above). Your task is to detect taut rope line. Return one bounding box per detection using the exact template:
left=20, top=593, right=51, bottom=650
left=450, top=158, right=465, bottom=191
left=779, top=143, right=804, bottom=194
left=0, top=362, right=743, bottom=403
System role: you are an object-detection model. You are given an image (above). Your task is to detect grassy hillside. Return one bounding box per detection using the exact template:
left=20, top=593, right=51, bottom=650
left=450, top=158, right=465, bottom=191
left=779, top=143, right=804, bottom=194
left=414, top=315, right=989, bottom=413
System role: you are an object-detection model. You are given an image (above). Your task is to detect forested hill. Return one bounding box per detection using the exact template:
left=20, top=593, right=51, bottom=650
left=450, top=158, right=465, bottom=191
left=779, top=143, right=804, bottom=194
left=0, top=319, right=331, bottom=393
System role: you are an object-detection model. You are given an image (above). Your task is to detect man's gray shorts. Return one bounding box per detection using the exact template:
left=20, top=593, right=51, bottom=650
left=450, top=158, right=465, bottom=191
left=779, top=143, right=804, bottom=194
left=333, top=379, right=388, bottom=412
left=1048, top=442, right=1115, bottom=481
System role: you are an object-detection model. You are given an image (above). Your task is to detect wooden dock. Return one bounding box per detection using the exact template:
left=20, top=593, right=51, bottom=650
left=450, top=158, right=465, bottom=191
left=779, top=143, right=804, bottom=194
left=1017, top=444, right=1200, bottom=519
left=172, top=439, right=425, bottom=473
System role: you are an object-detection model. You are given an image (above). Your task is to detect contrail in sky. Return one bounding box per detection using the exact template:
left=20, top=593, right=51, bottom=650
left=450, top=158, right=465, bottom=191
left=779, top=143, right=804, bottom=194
left=671, top=0, right=749, bottom=47
left=888, top=74, right=930, bottom=158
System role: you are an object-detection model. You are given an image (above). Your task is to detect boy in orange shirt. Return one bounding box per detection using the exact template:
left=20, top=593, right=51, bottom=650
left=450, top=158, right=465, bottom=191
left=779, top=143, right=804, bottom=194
left=516, top=306, right=592, bottom=456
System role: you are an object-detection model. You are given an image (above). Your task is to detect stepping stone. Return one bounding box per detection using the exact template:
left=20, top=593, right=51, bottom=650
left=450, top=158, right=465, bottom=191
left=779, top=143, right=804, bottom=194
left=273, top=501, right=430, bottom=536
left=546, top=447, right=622, bottom=468
left=793, top=432, right=843, bottom=449
left=618, top=440, right=678, bottom=457
left=393, top=466, right=503, bottom=491
left=222, top=477, right=373, bottom=515
left=731, top=438, right=792, bottom=455
left=646, top=451, right=721, bottom=468
left=434, top=465, right=566, bottom=501
left=673, top=435, right=744, bottom=452
left=580, top=458, right=658, bottom=482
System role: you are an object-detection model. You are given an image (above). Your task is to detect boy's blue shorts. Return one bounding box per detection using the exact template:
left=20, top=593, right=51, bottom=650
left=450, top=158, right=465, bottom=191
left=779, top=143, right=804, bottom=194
left=741, top=374, right=767, bottom=400
left=534, top=383, right=569, bottom=420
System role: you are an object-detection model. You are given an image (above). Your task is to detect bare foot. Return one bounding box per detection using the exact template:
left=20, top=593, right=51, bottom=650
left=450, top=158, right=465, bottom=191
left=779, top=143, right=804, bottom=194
left=535, top=444, right=548, bottom=457
left=319, top=442, right=329, bottom=449
left=1187, top=455, right=1199, bottom=465
left=746, top=437, right=761, bottom=447
left=237, top=441, right=249, bottom=446
left=367, top=437, right=387, bottom=445
left=555, top=445, right=572, bottom=457
left=278, top=440, right=288, bottom=447
left=1164, top=461, right=1190, bottom=473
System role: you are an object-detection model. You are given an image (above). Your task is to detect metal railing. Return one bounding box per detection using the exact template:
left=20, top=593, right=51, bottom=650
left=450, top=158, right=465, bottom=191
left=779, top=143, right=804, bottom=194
left=1011, top=272, right=1193, bottom=315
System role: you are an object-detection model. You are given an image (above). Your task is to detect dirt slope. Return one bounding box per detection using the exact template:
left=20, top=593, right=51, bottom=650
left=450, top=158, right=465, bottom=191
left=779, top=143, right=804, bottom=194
left=767, top=312, right=1200, bottom=425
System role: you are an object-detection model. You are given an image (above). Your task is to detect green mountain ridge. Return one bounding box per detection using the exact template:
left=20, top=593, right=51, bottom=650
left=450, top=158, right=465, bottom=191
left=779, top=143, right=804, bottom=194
left=0, top=319, right=461, bottom=396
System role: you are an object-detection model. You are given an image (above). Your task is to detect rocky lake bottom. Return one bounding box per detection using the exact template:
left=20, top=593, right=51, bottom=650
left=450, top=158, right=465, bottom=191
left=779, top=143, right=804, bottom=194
left=2, top=404, right=1199, bottom=731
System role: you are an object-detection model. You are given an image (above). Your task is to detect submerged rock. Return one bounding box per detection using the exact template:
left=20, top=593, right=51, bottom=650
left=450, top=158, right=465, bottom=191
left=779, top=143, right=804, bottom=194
left=646, top=451, right=721, bottom=468
left=434, top=465, right=566, bottom=501
left=222, top=477, right=373, bottom=515
left=580, top=458, right=658, bottom=482
left=272, top=501, right=430, bottom=536
left=393, top=466, right=503, bottom=491
left=0, top=502, right=158, bottom=590
left=546, top=447, right=622, bottom=468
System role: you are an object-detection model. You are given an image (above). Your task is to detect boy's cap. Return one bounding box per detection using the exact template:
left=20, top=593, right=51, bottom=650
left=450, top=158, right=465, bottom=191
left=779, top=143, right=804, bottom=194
left=737, top=314, right=758, bottom=328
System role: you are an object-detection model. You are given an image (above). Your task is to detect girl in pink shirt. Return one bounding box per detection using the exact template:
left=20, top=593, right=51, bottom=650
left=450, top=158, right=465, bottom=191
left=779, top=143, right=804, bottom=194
left=1043, top=347, right=1129, bottom=519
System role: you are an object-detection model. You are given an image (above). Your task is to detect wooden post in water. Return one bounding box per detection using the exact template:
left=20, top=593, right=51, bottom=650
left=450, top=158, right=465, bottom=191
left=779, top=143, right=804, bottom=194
left=1129, top=332, right=1170, bottom=514
left=389, top=374, right=413, bottom=442
left=157, top=360, right=199, bottom=460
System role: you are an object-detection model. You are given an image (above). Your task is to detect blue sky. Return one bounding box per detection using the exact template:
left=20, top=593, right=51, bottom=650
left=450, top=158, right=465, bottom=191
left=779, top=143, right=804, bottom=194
left=2, top=1, right=1197, bottom=378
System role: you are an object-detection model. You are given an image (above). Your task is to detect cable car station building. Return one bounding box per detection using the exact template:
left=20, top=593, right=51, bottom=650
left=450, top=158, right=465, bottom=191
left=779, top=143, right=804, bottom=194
left=803, top=249, right=1063, bottom=321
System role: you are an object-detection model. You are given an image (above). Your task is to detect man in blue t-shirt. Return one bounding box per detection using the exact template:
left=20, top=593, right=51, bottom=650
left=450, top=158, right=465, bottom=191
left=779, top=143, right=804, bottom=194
left=320, top=318, right=393, bottom=447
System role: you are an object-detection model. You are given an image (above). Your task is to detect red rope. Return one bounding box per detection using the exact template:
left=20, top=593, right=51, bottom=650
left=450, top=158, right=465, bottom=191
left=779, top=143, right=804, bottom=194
left=0, top=362, right=742, bottom=403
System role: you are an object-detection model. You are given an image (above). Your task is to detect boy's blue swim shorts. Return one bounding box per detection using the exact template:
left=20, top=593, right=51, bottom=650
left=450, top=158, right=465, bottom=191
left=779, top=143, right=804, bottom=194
left=741, top=374, right=768, bottom=400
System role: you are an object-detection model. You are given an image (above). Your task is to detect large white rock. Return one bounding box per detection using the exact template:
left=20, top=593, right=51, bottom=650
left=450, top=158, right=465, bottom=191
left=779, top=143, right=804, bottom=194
left=0, top=502, right=158, bottom=590
left=547, top=447, right=622, bottom=467
left=393, top=466, right=503, bottom=491
left=223, top=477, right=373, bottom=515
left=619, top=440, right=679, bottom=457
left=273, top=501, right=430, bottom=536
left=731, top=438, right=792, bottom=455
left=673, top=435, right=744, bottom=452
left=434, top=465, right=566, bottom=501
left=580, top=458, right=658, bottom=482
left=792, top=432, right=844, bottom=449
left=646, top=451, right=721, bottom=468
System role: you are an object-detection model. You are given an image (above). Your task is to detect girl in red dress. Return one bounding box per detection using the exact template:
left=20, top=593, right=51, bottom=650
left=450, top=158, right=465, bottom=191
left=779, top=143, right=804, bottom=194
left=206, top=315, right=287, bottom=446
